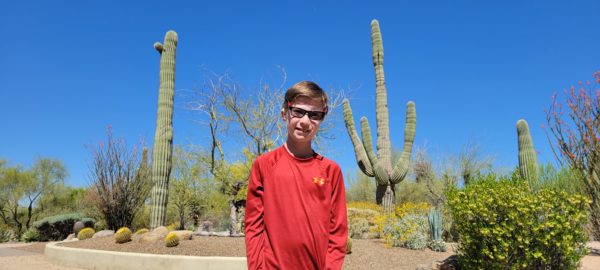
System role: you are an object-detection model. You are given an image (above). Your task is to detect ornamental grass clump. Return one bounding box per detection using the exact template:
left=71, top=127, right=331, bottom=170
left=447, top=177, right=589, bottom=269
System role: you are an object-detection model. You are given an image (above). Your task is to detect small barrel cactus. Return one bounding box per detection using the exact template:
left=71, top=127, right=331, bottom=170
left=135, top=228, right=149, bottom=235
left=346, top=237, right=353, bottom=254
left=115, top=227, right=132, bottom=243
left=165, top=231, right=180, bottom=247
left=77, top=227, right=95, bottom=240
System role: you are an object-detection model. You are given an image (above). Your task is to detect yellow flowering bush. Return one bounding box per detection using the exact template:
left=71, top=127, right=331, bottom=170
left=447, top=177, right=589, bottom=269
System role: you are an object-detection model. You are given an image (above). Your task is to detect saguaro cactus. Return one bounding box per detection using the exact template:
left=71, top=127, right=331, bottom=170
left=150, top=30, right=178, bottom=229
left=343, top=20, right=416, bottom=211
left=516, top=119, right=539, bottom=190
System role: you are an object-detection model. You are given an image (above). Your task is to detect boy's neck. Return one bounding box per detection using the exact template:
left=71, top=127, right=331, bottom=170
left=284, top=141, right=314, bottom=159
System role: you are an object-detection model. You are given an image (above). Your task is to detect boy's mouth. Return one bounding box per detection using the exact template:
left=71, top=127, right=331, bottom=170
left=296, top=128, right=311, bottom=134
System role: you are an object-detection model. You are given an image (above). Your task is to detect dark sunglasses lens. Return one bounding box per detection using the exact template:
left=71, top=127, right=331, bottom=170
left=308, top=112, right=325, bottom=120
left=289, top=107, right=325, bottom=120
left=290, top=107, right=306, bottom=118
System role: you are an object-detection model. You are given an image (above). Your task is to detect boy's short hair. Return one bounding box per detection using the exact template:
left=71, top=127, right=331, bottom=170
left=283, top=81, right=329, bottom=112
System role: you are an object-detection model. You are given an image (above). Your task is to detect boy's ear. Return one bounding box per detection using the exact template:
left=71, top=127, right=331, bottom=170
left=281, top=108, right=287, bottom=121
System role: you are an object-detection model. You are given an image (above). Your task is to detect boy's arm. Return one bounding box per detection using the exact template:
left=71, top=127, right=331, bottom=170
left=325, top=168, right=348, bottom=270
left=245, top=159, right=265, bottom=270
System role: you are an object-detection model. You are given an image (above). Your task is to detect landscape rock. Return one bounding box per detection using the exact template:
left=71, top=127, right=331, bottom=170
left=171, top=230, right=193, bottom=240
left=212, top=231, right=231, bottom=237
left=202, top=221, right=213, bottom=232
left=65, top=233, right=76, bottom=241
left=139, top=226, right=170, bottom=244
left=152, top=226, right=169, bottom=236
left=92, top=230, right=115, bottom=238
left=73, top=221, right=85, bottom=235
left=194, top=231, right=211, bottom=237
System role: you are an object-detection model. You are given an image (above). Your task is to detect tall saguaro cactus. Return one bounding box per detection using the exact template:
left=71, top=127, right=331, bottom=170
left=150, top=30, right=178, bottom=229
left=516, top=119, right=539, bottom=190
left=343, top=20, right=416, bottom=211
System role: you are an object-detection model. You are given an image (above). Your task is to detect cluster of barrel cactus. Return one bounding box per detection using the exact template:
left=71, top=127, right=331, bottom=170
left=77, top=227, right=95, bottom=240
left=343, top=19, right=416, bottom=212
left=135, top=228, right=149, bottom=235
left=115, top=227, right=132, bottom=243
left=165, top=232, right=180, bottom=247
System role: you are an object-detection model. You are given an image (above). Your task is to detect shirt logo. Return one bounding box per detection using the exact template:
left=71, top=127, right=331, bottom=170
left=313, top=177, right=326, bottom=186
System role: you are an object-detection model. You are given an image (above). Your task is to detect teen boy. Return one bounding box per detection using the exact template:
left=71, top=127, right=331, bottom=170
left=245, top=81, right=348, bottom=270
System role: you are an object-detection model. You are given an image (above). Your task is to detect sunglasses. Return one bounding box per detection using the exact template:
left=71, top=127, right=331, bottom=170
left=288, top=106, right=327, bottom=121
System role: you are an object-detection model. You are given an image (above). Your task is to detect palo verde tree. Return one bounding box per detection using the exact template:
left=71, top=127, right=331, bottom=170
left=343, top=19, right=416, bottom=211
left=546, top=70, right=600, bottom=239
left=0, top=158, right=66, bottom=235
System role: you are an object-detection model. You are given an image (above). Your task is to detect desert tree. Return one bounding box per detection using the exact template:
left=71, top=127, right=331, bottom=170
left=0, top=158, right=66, bottom=235
left=184, top=68, right=346, bottom=235
left=87, top=128, right=152, bottom=230
left=546, top=70, right=600, bottom=239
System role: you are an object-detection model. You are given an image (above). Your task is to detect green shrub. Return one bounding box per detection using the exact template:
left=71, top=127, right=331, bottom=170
left=428, top=239, right=447, bottom=252
left=20, top=227, right=40, bottom=242
left=33, top=213, right=95, bottom=241
left=382, top=213, right=429, bottom=249
left=0, top=225, right=17, bottom=243
left=347, top=206, right=379, bottom=239
left=447, top=177, right=589, bottom=269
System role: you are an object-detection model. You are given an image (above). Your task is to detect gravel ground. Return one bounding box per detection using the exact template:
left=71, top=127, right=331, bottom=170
left=0, top=240, right=597, bottom=270
left=59, top=236, right=454, bottom=270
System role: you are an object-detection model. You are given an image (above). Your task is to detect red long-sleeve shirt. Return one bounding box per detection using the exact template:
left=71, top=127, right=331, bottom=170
left=245, top=146, right=348, bottom=270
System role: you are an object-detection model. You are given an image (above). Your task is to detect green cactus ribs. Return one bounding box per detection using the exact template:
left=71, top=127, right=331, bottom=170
left=516, top=119, right=539, bottom=191
left=342, top=19, right=416, bottom=211
left=150, top=30, right=178, bottom=229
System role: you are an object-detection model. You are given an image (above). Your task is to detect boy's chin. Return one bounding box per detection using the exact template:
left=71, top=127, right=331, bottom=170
left=288, top=133, right=315, bottom=144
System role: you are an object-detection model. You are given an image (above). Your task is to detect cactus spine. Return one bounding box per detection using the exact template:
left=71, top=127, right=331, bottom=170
left=343, top=19, right=416, bottom=211
left=517, top=119, right=539, bottom=190
left=150, top=30, right=178, bottom=229
left=165, top=231, right=180, bottom=247
left=77, top=227, right=95, bottom=240
left=115, top=227, right=132, bottom=243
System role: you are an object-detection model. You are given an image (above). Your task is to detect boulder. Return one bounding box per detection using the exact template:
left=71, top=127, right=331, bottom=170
left=202, top=221, right=213, bottom=232
left=73, top=221, right=85, bottom=235
left=65, top=233, right=76, bottom=241
left=194, top=231, right=211, bottom=237
left=92, top=230, right=115, bottom=238
left=139, top=226, right=169, bottom=244
left=171, top=230, right=193, bottom=241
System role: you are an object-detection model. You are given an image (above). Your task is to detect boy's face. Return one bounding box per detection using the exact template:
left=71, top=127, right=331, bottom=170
left=282, top=96, right=325, bottom=145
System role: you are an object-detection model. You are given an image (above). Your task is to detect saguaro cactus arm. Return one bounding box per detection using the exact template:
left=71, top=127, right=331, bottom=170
left=517, top=119, right=539, bottom=188
left=360, top=117, right=389, bottom=186
left=371, top=19, right=391, bottom=167
left=391, top=101, right=417, bottom=182
left=342, top=99, right=374, bottom=177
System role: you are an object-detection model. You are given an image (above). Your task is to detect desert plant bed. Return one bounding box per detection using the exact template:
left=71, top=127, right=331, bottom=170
left=57, top=237, right=455, bottom=270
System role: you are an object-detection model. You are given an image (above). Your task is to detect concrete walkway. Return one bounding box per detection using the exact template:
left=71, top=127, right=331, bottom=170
left=0, top=243, right=83, bottom=270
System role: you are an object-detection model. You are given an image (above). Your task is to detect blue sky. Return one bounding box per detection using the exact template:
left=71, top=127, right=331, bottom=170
left=1, top=1, right=599, bottom=187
